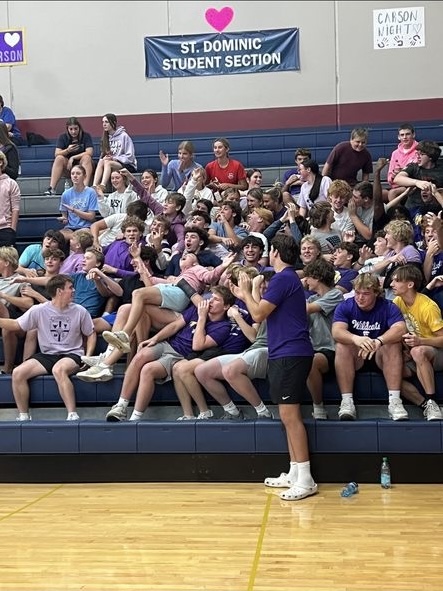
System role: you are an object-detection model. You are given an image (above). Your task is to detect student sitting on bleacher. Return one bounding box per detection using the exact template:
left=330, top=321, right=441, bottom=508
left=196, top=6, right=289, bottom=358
left=58, top=165, right=98, bottom=239
left=44, top=117, right=94, bottom=196
left=281, top=148, right=311, bottom=204
left=321, top=128, right=373, bottom=188
left=0, top=246, right=30, bottom=373
left=391, top=264, right=443, bottom=421
left=17, top=229, right=66, bottom=277
left=0, top=151, right=21, bottom=248
left=92, top=114, right=137, bottom=191
left=303, top=258, right=344, bottom=420
left=93, top=169, right=138, bottom=217
left=159, top=140, right=201, bottom=191
left=0, top=274, right=95, bottom=421
left=101, top=216, right=146, bottom=278
left=332, top=273, right=406, bottom=421
left=91, top=200, right=148, bottom=250
left=205, top=137, right=247, bottom=194
left=60, top=229, right=93, bottom=274
left=0, top=121, right=20, bottom=180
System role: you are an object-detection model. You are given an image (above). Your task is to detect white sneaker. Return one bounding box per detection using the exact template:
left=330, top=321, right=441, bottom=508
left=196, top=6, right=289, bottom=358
left=106, top=404, right=128, bottom=422
left=257, top=409, right=274, bottom=419
left=102, top=330, right=131, bottom=353
left=176, top=415, right=195, bottom=421
left=80, top=352, right=107, bottom=367
left=312, top=405, right=328, bottom=420
left=423, top=399, right=443, bottom=421
left=388, top=399, right=409, bottom=421
left=197, top=410, right=214, bottom=419
left=76, top=363, right=113, bottom=382
left=16, top=414, right=31, bottom=422
left=67, top=412, right=80, bottom=421
left=338, top=397, right=356, bottom=420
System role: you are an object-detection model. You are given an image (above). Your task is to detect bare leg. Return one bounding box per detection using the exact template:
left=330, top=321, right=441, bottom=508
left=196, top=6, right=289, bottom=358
left=223, top=359, right=263, bottom=407
left=52, top=358, right=80, bottom=413
left=80, top=154, right=94, bottom=186
left=401, top=379, right=425, bottom=405
left=119, top=345, right=162, bottom=402
left=133, top=361, right=167, bottom=413
left=279, top=404, right=310, bottom=462
left=307, top=353, right=328, bottom=404
left=410, top=346, right=437, bottom=395
left=93, top=159, right=104, bottom=186
left=49, top=155, right=68, bottom=191
left=12, top=359, right=47, bottom=412
left=334, top=342, right=362, bottom=393
left=376, top=343, right=403, bottom=390
left=195, top=358, right=230, bottom=405
left=121, top=288, right=163, bottom=337
left=172, top=359, right=207, bottom=415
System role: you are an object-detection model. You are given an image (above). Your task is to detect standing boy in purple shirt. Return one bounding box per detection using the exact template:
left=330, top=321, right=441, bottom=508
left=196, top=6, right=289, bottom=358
left=232, top=234, right=317, bottom=501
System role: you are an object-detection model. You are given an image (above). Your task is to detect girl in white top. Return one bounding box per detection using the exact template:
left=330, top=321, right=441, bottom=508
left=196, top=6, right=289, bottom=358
left=94, top=170, right=138, bottom=217
left=297, top=159, right=332, bottom=218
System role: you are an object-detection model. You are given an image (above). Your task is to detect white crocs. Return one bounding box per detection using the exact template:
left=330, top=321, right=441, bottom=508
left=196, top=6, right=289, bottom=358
left=264, top=472, right=294, bottom=488
left=279, top=483, right=318, bottom=501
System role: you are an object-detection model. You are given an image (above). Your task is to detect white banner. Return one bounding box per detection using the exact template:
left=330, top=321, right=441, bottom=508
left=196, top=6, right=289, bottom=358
left=373, top=6, right=425, bottom=50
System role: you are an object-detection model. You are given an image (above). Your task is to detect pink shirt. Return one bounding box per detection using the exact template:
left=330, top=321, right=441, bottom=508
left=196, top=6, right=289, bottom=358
left=0, top=173, right=21, bottom=229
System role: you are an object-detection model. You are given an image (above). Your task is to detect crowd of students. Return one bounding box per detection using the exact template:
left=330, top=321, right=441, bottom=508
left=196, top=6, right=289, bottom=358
left=0, top=116, right=442, bottom=500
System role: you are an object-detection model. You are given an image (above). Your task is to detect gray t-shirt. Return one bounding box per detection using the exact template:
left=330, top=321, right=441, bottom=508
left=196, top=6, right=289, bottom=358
left=17, top=301, right=94, bottom=355
left=308, top=288, right=344, bottom=351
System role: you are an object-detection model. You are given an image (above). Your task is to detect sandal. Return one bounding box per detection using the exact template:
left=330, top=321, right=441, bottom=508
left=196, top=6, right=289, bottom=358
left=264, top=472, right=294, bottom=488
left=279, top=483, right=318, bottom=501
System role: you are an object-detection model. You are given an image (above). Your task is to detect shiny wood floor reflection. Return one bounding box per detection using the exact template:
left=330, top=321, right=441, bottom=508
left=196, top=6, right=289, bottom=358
left=0, top=482, right=442, bottom=590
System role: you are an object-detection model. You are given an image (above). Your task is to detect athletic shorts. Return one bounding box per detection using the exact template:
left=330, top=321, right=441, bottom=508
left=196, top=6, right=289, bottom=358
left=156, top=284, right=190, bottom=311
left=148, top=342, right=185, bottom=383
left=406, top=346, right=443, bottom=374
left=101, top=311, right=117, bottom=326
left=267, top=356, right=313, bottom=404
left=217, top=347, right=268, bottom=379
left=31, top=353, right=82, bottom=374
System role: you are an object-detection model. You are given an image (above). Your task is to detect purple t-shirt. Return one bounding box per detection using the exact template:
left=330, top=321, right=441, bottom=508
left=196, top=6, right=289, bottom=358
left=17, top=302, right=94, bottom=355
left=220, top=299, right=253, bottom=354
left=262, top=267, right=314, bottom=359
left=333, top=297, right=403, bottom=337
left=168, top=305, right=231, bottom=357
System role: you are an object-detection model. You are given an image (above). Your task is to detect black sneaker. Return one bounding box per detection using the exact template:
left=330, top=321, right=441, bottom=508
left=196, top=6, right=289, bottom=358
left=220, top=409, right=244, bottom=420
left=43, top=187, right=56, bottom=196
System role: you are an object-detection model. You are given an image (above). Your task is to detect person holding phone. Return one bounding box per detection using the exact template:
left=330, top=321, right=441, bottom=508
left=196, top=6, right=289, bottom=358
left=44, top=117, right=94, bottom=196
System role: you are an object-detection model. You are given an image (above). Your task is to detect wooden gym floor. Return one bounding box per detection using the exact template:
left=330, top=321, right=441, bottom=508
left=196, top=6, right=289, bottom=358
left=0, top=482, right=442, bottom=591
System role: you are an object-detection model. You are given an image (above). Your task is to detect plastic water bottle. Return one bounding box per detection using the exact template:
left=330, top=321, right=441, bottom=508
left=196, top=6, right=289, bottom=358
left=64, top=179, right=70, bottom=192
left=340, top=482, right=359, bottom=497
left=380, top=457, right=391, bottom=489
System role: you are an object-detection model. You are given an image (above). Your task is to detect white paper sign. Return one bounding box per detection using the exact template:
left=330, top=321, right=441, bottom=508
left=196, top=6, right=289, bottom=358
left=373, top=6, right=425, bottom=50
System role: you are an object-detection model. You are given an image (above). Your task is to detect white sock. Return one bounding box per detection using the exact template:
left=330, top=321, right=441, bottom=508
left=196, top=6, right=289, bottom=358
left=130, top=410, right=144, bottom=421
left=18, top=412, right=30, bottom=420
left=288, top=461, right=298, bottom=480
left=118, top=397, right=129, bottom=408
left=342, top=393, right=353, bottom=400
left=223, top=401, right=239, bottom=415
left=313, top=402, right=324, bottom=409
left=254, top=402, right=266, bottom=414
left=297, top=461, right=315, bottom=488
left=389, top=390, right=401, bottom=400
left=104, top=345, right=115, bottom=357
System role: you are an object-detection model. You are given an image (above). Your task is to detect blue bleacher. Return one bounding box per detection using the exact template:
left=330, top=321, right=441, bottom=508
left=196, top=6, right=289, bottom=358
left=16, top=122, right=443, bottom=178
left=2, top=120, right=443, bottom=483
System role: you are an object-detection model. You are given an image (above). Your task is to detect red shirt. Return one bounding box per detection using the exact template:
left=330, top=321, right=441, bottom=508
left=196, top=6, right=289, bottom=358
left=205, top=159, right=247, bottom=185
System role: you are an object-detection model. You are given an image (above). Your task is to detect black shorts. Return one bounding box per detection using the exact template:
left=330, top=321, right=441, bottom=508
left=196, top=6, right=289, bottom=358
left=186, top=347, right=224, bottom=362
left=31, top=353, right=82, bottom=374
left=267, top=356, right=313, bottom=404
left=315, top=349, right=335, bottom=374
left=116, top=162, right=136, bottom=173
